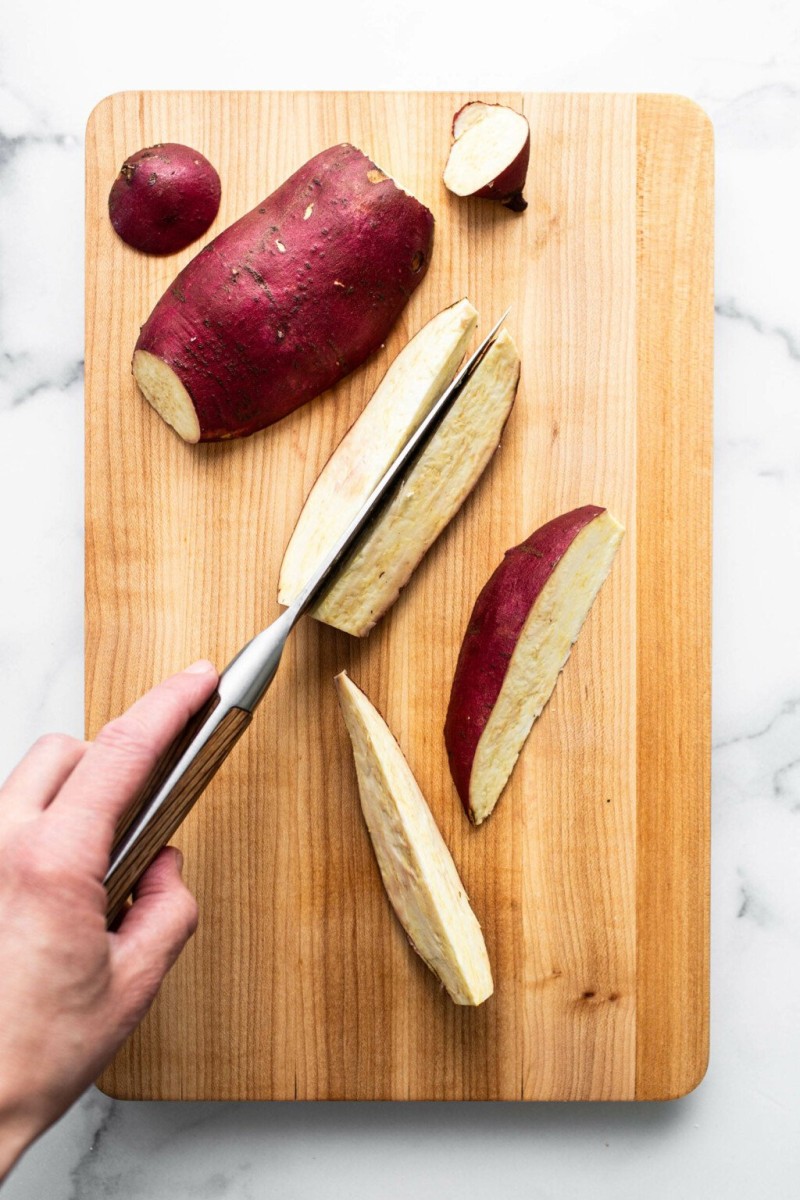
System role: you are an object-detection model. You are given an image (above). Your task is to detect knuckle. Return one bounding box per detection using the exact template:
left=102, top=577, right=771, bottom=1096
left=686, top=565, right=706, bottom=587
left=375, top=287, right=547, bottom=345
left=123, top=967, right=165, bottom=1023
left=157, top=676, right=196, bottom=718
left=165, top=887, right=199, bottom=951
left=181, top=890, right=200, bottom=939
left=94, top=714, right=154, bottom=764
left=9, top=833, right=74, bottom=895
left=34, top=731, right=81, bottom=757
left=8, top=836, right=42, bottom=884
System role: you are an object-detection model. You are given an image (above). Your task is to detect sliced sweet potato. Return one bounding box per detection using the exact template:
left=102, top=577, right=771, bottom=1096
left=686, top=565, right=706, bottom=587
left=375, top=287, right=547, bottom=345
left=335, top=670, right=493, bottom=1006
left=278, top=297, right=478, bottom=606
left=444, top=102, right=530, bottom=212
left=108, top=143, right=221, bottom=255
left=445, top=506, right=625, bottom=825
left=291, top=328, right=520, bottom=637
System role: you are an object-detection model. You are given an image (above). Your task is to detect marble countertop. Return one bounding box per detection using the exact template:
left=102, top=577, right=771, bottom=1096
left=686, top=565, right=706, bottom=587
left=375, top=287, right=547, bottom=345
left=1, top=0, right=798, bottom=1195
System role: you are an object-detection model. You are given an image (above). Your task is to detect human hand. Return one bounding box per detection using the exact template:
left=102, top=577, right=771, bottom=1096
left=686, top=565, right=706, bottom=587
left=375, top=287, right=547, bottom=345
left=0, top=660, right=219, bottom=1181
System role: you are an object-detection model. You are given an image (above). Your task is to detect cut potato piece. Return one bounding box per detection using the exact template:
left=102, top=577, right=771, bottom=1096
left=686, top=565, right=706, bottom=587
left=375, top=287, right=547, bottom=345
left=444, top=102, right=530, bottom=212
left=278, top=298, right=478, bottom=605
left=335, top=670, right=493, bottom=1006
left=303, top=329, right=520, bottom=636
left=133, top=143, right=434, bottom=442
left=445, top=506, right=625, bottom=825
left=108, top=142, right=221, bottom=256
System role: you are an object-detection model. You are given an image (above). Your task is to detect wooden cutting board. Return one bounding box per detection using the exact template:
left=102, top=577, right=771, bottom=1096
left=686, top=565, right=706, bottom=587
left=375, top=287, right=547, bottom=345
left=85, top=91, right=712, bottom=1101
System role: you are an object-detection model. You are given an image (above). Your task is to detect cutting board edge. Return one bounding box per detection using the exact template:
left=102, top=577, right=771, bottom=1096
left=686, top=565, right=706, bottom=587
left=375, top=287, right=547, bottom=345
left=633, top=92, right=713, bottom=1102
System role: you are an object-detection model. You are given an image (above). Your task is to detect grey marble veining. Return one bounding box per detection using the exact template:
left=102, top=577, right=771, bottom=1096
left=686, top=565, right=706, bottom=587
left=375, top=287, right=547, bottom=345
left=1, top=0, right=799, bottom=1196
left=715, top=298, right=800, bottom=362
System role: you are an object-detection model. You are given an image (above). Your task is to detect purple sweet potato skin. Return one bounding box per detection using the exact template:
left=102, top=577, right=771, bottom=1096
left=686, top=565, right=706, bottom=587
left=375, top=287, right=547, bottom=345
left=134, top=144, right=435, bottom=441
left=109, top=143, right=221, bottom=254
left=444, top=505, right=606, bottom=815
left=452, top=103, right=530, bottom=212
left=473, top=142, right=530, bottom=212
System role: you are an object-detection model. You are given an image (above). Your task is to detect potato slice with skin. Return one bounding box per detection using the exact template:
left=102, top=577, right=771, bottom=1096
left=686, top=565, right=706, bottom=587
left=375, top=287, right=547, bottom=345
left=304, top=329, right=520, bottom=637
left=335, top=670, right=493, bottom=1006
left=444, top=102, right=531, bottom=212
left=278, top=298, right=478, bottom=606
left=108, top=142, right=221, bottom=256
left=445, top=506, right=625, bottom=826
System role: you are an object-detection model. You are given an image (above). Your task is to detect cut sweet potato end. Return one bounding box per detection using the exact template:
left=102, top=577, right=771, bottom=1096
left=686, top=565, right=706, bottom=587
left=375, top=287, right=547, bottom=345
left=444, top=104, right=529, bottom=197
left=132, top=349, right=201, bottom=443
left=469, top=510, right=625, bottom=825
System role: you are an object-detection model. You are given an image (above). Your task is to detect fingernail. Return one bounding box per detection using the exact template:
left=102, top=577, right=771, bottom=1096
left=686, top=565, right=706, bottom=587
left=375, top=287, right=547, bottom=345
left=185, top=659, right=215, bottom=675
left=175, top=849, right=185, bottom=873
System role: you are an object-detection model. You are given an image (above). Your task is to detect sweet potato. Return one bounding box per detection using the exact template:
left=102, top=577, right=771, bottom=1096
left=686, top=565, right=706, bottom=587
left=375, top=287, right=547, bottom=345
left=335, top=670, right=493, bottom=1006
left=278, top=297, right=478, bottom=608
left=443, top=102, right=530, bottom=212
left=296, top=328, right=520, bottom=637
left=445, top=506, right=625, bottom=825
left=132, top=143, right=434, bottom=442
left=108, top=143, right=221, bottom=255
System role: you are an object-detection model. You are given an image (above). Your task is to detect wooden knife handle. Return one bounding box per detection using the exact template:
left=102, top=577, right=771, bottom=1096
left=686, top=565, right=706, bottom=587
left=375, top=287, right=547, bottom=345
left=105, top=704, right=253, bottom=926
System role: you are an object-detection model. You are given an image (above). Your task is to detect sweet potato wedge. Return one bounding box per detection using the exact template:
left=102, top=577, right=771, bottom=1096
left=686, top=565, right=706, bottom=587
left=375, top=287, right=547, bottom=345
left=288, top=328, right=520, bottom=637
left=133, top=143, right=434, bottom=442
left=445, top=506, right=625, bottom=825
left=278, top=297, right=478, bottom=607
left=335, top=670, right=493, bottom=1006
left=444, top=102, right=530, bottom=212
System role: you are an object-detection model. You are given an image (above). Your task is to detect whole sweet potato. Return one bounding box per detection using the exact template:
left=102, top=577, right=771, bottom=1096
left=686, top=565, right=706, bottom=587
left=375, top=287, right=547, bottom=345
left=133, top=144, right=435, bottom=442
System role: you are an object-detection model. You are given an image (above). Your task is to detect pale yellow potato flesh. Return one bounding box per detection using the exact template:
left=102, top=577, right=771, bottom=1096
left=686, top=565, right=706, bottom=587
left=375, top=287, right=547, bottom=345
left=278, top=299, right=478, bottom=605
left=470, top=510, right=625, bottom=825
left=444, top=105, right=529, bottom=197
left=132, top=349, right=201, bottom=444
left=311, top=329, right=520, bottom=636
left=335, top=671, right=493, bottom=1006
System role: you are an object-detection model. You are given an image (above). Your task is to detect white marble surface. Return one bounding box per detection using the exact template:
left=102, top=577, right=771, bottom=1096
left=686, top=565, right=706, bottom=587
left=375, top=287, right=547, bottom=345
left=1, top=0, right=799, bottom=1195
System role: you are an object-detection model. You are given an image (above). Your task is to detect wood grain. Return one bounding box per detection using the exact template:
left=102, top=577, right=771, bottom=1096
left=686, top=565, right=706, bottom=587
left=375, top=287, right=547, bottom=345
left=635, top=95, right=713, bottom=1098
left=85, top=91, right=712, bottom=1100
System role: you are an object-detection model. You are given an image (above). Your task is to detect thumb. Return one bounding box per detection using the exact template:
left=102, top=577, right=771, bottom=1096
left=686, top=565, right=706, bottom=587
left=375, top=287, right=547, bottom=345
left=110, top=847, right=199, bottom=1023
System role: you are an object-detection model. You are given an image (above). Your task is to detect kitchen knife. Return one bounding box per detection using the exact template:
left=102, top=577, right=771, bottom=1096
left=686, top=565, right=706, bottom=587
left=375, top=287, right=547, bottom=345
left=104, top=310, right=510, bottom=924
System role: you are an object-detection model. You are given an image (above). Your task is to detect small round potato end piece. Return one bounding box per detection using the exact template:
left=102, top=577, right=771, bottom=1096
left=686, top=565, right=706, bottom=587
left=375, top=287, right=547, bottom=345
left=108, top=143, right=221, bottom=255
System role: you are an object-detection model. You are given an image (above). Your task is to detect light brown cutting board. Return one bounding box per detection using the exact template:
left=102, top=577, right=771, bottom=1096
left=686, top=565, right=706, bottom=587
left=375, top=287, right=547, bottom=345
left=85, top=91, right=712, bottom=1101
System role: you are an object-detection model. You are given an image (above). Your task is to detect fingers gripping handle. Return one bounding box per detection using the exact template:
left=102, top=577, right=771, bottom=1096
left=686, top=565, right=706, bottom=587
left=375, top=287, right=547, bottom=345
left=105, top=702, right=253, bottom=925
